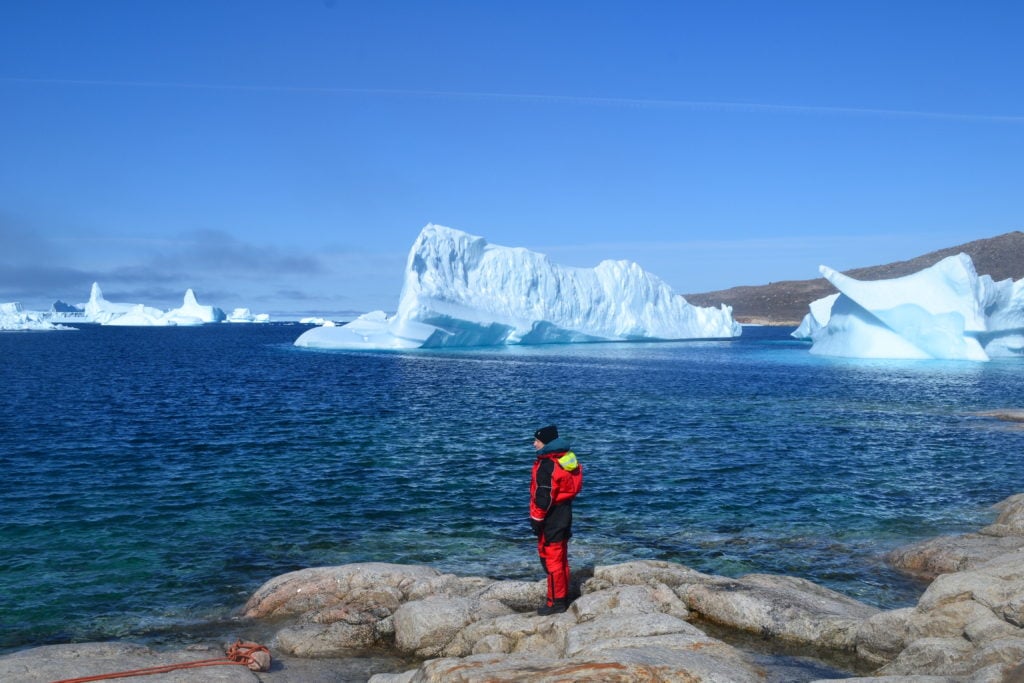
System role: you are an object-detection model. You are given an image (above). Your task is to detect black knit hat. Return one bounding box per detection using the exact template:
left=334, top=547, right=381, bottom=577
left=534, top=424, right=558, bottom=445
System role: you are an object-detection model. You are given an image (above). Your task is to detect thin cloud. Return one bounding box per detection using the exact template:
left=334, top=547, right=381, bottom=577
left=540, top=234, right=874, bottom=256
left=104, top=264, right=186, bottom=285
left=0, top=264, right=93, bottom=293
left=127, top=229, right=326, bottom=278
left=2, top=77, right=1022, bottom=125
left=0, top=227, right=342, bottom=310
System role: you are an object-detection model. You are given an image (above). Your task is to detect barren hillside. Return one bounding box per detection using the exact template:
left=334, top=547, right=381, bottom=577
left=683, top=231, right=1024, bottom=325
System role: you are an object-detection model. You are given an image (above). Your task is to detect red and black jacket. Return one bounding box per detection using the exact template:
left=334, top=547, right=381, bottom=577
left=530, top=437, right=583, bottom=542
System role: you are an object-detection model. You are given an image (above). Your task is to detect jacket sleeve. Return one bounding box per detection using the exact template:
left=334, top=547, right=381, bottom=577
left=530, top=459, right=555, bottom=521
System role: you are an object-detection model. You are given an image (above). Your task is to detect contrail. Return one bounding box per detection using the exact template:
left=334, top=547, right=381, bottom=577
left=3, top=76, right=1022, bottom=124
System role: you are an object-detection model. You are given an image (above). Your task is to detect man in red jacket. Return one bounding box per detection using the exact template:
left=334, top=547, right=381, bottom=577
left=530, top=424, right=583, bottom=615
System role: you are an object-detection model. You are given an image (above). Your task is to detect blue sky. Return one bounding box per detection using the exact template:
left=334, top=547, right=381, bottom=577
left=2, top=1, right=1022, bottom=316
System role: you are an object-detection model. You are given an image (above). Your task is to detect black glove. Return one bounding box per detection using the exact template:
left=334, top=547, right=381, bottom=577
left=530, top=519, right=544, bottom=537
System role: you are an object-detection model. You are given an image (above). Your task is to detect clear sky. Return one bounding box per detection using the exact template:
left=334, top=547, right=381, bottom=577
left=2, top=1, right=1022, bottom=317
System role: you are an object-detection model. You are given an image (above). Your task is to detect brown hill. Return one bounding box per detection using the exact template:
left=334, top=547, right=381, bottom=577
left=683, top=231, right=1024, bottom=326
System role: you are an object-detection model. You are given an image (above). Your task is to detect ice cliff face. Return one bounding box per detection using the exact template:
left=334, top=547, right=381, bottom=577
left=791, top=293, right=839, bottom=340
left=295, top=224, right=741, bottom=350
left=795, top=253, right=1024, bottom=361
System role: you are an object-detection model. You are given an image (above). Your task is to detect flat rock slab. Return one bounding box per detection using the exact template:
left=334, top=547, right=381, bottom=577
left=0, top=641, right=414, bottom=683
left=0, top=642, right=259, bottom=683
left=887, top=492, right=1024, bottom=581
left=369, top=647, right=766, bottom=683
left=887, top=533, right=1024, bottom=580
left=684, top=573, right=880, bottom=651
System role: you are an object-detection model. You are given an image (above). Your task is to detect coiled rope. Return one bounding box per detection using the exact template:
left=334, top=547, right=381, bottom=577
left=50, top=640, right=271, bottom=682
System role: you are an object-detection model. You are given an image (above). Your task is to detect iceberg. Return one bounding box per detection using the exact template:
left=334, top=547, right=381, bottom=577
left=226, top=308, right=271, bottom=323
left=84, top=283, right=166, bottom=325
left=104, top=304, right=174, bottom=326
left=164, top=289, right=226, bottom=325
left=299, top=317, right=335, bottom=326
left=791, top=293, right=839, bottom=340
left=797, top=253, right=1024, bottom=361
left=47, top=300, right=90, bottom=324
left=3, top=284, right=259, bottom=327
left=295, top=224, right=741, bottom=350
left=0, top=302, right=72, bottom=331
left=79, top=283, right=234, bottom=326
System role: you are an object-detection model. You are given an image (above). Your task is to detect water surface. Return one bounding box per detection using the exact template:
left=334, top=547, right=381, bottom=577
left=3, top=324, right=1023, bottom=653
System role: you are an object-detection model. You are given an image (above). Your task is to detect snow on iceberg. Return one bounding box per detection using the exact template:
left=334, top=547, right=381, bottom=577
left=798, top=253, right=1024, bottom=361
left=295, top=224, right=741, bottom=350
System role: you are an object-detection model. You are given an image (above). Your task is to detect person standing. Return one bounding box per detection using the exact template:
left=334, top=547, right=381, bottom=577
left=529, top=424, right=583, bottom=615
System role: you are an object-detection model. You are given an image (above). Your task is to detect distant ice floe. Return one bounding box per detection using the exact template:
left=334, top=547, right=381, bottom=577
left=87, top=284, right=229, bottom=326
left=0, top=302, right=73, bottom=331
left=227, top=308, right=271, bottom=324
left=794, top=253, right=1024, bottom=361
left=2, top=283, right=265, bottom=330
left=164, top=289, right=227, bottom=325
left=85, top=283, right=166, bottom=325
left=299, top=317, right=335, bottom=326
left=295, top=223, right=741, bottom=350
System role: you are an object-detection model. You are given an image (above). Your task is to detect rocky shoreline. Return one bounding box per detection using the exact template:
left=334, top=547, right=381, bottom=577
left=5, top=494, right=1024, bottom=682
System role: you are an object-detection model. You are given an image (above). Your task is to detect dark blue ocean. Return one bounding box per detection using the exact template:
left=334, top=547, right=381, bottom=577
left=3, top=323, right=1024, bottom=655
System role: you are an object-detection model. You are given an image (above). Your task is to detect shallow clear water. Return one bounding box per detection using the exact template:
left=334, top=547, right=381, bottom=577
left=3, top=324, right=1024, bottom=654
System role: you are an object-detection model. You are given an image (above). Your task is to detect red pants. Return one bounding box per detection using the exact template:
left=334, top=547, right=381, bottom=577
left=537, top=536, right=570, bottom=605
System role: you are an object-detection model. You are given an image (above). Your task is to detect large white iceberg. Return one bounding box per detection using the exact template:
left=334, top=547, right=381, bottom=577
left=795, top=253, right=1024, bottom=361
left=295, top=224, right=741, bottom=350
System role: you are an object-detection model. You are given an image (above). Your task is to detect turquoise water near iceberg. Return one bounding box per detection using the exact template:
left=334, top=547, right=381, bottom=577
left=3, top=323, right=1024, bottom=654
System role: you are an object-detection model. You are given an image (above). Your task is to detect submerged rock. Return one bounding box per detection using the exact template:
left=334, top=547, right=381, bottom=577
left=887, top=493, right=1024, bottom=580
left=874, top=492, right=1024, bottom=680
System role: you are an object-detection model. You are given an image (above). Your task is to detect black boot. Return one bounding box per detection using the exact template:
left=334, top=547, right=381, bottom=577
left=537, top=599, right=568, bottom=616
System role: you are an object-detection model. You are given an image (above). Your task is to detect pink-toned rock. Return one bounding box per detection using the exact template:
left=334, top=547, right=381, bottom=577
left=370, top=647, right=765, bottom=683
left=887, top=493, right=1024, bottom=581
left=683, top=573, right=880, bottom=651
left=887, top=534, right=1024, bottom=580
left=0, top=642, right=259, bottom=683
left=392, top=596, right=515, bottom=657
left=243, top=562, right=445, bottom=619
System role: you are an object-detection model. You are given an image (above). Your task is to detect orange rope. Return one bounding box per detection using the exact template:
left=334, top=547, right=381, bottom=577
left=50, top=640, right=271, bottom=683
